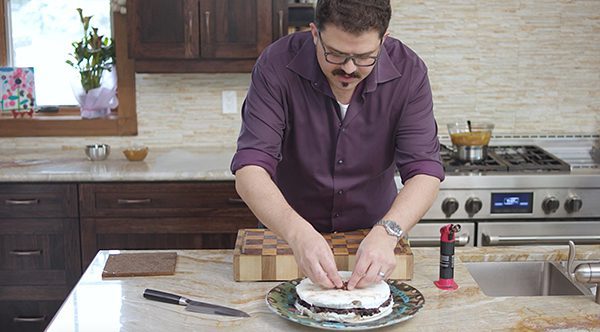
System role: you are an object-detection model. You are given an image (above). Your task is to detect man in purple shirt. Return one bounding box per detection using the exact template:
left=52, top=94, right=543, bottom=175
left=231, top=0, right=444, bottom=290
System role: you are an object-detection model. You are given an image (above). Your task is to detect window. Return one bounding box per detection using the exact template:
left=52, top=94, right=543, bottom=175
left=8, top=0, right=111, bottom=106
left=0, top=0, right=137, bottom=137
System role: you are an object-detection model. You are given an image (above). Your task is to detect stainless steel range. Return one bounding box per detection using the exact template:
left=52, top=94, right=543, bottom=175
left=400, top=138, right=600, bottom=247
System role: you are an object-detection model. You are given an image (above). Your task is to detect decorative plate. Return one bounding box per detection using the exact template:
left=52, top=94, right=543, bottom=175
left=265, top=278, right=425, bottom=330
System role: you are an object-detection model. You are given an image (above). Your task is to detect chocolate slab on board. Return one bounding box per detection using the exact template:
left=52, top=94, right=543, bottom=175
left=102, top=252, right=177, bottom=278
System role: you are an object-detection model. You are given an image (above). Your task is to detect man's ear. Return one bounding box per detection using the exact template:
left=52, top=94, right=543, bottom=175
left=309, top=23, right=319, bottom=44
left=382, top=30, right=390, bottom=42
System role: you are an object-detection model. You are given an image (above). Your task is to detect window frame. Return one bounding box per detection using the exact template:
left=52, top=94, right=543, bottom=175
left=0, top=0, right=137, bottom=137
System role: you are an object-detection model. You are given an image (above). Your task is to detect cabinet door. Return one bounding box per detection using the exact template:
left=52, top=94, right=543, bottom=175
left=0, top=184, right=78, bottom=218
left=0, top=218, right=81, bottom=287
left=80, top=216, right=259, bottom=268
left=0, top=300, right=62, bottom=332
left=128, top=0, right=199, bottom=59
left=79, top=181, right=260, bottom=268
left=199, top=0, right=275, bottom=59
left=79, top=182, right=254, bottom=218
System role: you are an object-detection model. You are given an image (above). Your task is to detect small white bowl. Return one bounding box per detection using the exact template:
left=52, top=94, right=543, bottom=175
left=85, top=144, right=110, bottom=161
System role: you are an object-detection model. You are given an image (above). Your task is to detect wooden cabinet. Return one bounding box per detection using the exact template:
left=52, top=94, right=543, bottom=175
left=0, top=180, right=258, bottom=329
left=0, top=184, right=80, bottom=332
left=79, top=181, right=259, bottom=268
left=128, top=0, right=198, bottom=59
left=199, top=0, right=279, bottom=59
left=129, top=0, right=288, bottom=72
left=288, top=2, right=315, bottom=31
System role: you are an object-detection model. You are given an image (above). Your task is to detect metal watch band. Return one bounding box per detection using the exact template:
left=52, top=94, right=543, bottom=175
left=375, top=219, right=404, bottom=240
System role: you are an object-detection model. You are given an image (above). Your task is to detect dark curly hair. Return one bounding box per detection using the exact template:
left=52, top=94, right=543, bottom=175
left=315, top=0, right=391, bottom=38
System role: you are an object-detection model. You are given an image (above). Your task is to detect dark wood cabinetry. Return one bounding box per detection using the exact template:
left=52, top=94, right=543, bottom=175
left=129, top=0, right=288, bottom=72
left=79, top=181, right=259, bottom=268
left=0, top=184, right=80, bottom=332
left=128, top=0, right=199, bottom=59
left=199, top=0, right=279, bottom=59
left=0, top=180, right=257, bottom=330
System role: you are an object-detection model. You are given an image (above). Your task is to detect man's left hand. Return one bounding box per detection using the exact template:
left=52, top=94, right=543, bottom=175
left=346, top=226, right=398, bottom=290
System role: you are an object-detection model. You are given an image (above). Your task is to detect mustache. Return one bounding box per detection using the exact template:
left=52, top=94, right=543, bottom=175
left=332, top=69, right=361, bottom=79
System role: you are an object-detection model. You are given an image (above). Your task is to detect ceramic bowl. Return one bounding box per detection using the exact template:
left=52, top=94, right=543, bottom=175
left=123, top=146, right=149, bottom=161
left=85, top=144, right=110, bottom=161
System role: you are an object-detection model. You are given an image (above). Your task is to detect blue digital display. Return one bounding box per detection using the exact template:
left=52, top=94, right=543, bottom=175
left=491, top=192, right=534, bottom=214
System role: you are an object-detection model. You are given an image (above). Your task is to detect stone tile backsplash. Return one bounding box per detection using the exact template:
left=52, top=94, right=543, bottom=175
left=2, top=0, right=598, bottom=149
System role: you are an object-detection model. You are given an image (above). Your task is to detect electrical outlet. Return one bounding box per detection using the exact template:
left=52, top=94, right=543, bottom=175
left=222, top=90, right=238, bottom=114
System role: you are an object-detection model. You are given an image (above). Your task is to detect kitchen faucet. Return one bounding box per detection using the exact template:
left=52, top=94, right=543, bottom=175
left=567, top=241, right=600, bottom=304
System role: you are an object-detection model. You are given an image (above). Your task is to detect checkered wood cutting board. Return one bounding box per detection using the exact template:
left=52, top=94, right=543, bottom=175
left=239, top=229, right=411, bottom=256
left=233, top=229, right=413, bottom=281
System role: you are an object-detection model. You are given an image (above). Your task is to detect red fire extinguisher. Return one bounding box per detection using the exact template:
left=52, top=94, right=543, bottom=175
left=434, top=223, right=461, bottom=290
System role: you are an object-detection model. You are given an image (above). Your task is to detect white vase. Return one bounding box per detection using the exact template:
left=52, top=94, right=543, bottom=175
left=72, top=68, right=119, bottom=119
left=76, top=86, right=118, bottom=119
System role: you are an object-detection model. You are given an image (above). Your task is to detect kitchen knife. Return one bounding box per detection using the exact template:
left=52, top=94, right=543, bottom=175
left=143, top=288, right=250, bottom=317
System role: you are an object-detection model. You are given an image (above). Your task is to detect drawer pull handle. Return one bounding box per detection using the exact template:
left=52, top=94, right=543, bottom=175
left=205, top=11, right=210, bottom=38
left=13, top=316, right=46, bottom=323
left=278, top=10, right=284, bottom=38
left=227, top=198, right=246, bottom=205
left=5, top=199, right=39, bottom=205
left=482, top=234, right=600, bottom=246
left=10, top=250, right=42, bottom=256
left=407, top=234, right=471, bottom=247
left=117, top=198, right=152, bottom=205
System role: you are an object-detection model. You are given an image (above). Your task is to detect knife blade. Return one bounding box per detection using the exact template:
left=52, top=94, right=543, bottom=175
left=143, top=288, right=250, bottom=317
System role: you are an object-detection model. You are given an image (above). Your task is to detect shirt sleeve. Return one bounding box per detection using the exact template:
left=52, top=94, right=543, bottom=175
left=394, top=65, right=445, bottom=184
left=230, top=60, right=286, bottom=178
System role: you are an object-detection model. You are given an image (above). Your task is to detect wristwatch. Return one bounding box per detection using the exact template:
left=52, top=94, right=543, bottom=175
left=375, top=219, right=405, bottom=241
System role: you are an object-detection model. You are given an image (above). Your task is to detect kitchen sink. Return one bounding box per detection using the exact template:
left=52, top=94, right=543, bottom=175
left=464, top=261, right=591, bottom=297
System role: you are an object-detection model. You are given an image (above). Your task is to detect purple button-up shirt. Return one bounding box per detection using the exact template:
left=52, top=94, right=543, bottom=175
left=231, top=31, right=444, bottom=233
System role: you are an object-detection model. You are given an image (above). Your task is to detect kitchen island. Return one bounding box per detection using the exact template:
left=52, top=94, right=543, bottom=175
left=46, top=246, right=600, bottom=332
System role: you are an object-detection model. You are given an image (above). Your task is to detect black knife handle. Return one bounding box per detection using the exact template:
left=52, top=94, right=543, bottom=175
left=143, top=289, right=186, bottom=305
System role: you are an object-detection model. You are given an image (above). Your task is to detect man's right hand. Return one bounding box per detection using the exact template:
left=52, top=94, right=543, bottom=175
left=234, top=166, right=342, bottom=288
left=288, top=229, right=343, bottom=289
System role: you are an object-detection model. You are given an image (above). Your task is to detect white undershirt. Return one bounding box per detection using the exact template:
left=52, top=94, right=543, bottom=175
left=337, top=101, right=349, bottom=120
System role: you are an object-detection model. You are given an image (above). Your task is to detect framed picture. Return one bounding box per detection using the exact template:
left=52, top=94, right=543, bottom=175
left=1, top=67, right=36, bottom=117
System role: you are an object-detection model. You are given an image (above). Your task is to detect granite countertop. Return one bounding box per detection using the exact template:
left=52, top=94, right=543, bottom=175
left=2, top=143, right=597, bottom=183
left=46, top=246, right=600, bottom=332
left=0, top=147, right=236, bottom=182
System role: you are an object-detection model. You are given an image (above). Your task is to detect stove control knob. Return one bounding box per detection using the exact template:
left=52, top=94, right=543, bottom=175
left=465, top=197, right=483, bottom=217
left=441, top=198, right=459, bottom=218
left=542, top=196, right=560, bottom=214
left=564, top=196, right=583, bottom=213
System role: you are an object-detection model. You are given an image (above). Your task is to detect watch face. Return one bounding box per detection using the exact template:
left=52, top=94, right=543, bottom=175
left=377, top=220, right=403, bottom=238
left=385, top=221, right=403, bottom=237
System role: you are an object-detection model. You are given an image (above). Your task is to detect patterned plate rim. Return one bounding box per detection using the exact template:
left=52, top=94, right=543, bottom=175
left=265, top=278, right=425, bottom=331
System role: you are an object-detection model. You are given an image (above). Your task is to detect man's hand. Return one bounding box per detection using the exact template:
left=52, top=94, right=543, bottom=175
left=288, top=228, right=343, bottom=289
left=346, top=226, right=397, bottom=290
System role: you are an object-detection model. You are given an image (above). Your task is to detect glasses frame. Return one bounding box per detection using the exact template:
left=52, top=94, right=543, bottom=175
left=317, top=30, right=381, bottom=67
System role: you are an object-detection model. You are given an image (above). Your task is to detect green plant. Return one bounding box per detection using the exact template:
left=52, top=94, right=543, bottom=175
left=66, top=8, right=115, bottom=92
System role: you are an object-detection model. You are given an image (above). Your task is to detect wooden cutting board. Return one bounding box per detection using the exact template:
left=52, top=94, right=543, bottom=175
left=233, top=229, right=413, bottom=281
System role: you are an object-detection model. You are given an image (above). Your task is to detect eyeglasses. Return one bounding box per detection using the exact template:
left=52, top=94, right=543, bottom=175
left=318, top=31, right=380, bottom=67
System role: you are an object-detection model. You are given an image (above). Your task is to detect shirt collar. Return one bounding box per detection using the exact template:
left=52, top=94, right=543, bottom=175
left=370, top=42, right=402, bottom=91
left=287, top=36, right=325, bottom=83
left=287, top=36, right=403, bottom=95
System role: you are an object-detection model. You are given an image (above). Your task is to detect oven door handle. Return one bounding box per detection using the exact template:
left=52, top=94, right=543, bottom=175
left=482, top=234, right=600, bottom=246
left=409, top=234, right=471, bottom=247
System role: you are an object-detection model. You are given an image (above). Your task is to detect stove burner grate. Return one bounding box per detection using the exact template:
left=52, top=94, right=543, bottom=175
left=490, top=146, right=571, bottom=172
left=441, top=145, right=571, bottom=173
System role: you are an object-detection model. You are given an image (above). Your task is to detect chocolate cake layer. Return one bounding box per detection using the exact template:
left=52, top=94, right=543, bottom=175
left=297, top=294, right=392, bottom=317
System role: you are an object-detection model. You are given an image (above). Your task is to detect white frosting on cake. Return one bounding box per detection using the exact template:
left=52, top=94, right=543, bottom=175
left=295, top=271, right=391, bottom=309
